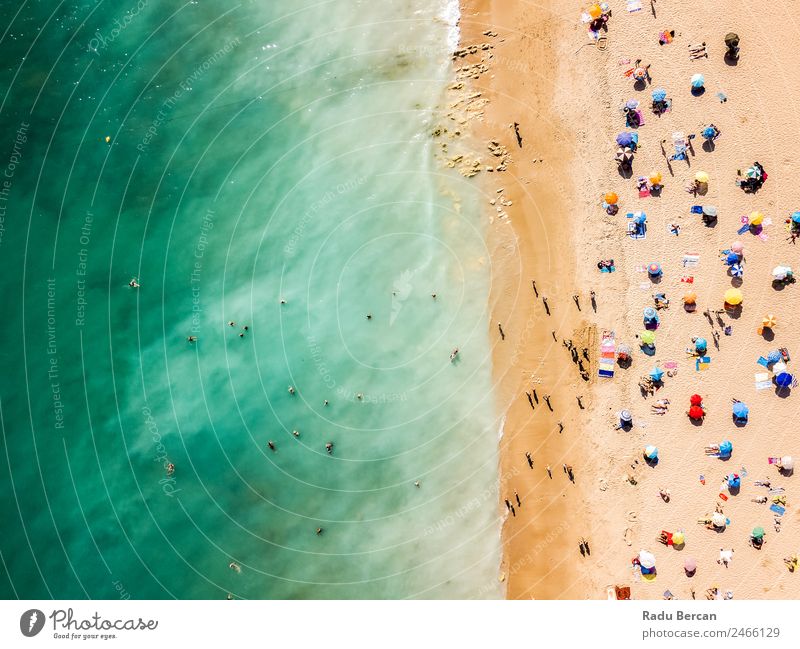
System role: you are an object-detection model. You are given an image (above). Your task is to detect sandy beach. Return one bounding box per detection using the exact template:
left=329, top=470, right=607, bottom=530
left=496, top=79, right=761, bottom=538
left=455, top=0, right=800, bottom=599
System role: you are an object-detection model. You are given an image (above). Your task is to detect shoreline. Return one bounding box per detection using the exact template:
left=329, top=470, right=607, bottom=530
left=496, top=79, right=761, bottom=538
left=453, top=0, right=600, bottom=598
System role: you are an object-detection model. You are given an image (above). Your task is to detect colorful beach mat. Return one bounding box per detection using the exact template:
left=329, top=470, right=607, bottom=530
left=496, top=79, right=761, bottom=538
left=598, top=334, right=616, bottom=378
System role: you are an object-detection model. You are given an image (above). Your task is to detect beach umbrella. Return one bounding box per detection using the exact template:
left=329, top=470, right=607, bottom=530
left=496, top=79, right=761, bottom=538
left=691, top=73, right=705, bottom=88
left=684, top=557, right=697, bottom=573
left=724, top=287, right=743, bottom=305
left=745, top=166, right=760, bottom=179
left=775, top=372, right=794, bottom=388
left=620, top=409, right=633, bottom=423
left=701, top=126, right=716, bottom=140
left=634, top=211, right=647, bottom=224
left=633, top=67, right=647, bottom=81
left=600, top=2, right=610, bottom=12
left=616, top=132, right=634, bottom=147
left=772, top=266, right=790, bottom=281
left=730, top=263, right=744, bottom=278
left=752, top=526, right=765, bottom=540
left=644, top=445, right=659, bottom=460
left=649, top=367, right=664, bottom=382
left=652, top=88, right=667, bottom=102
left=773, top=361, right=787, bottom=374
left=781, top=456, right=794, bottom=471
left=725, top=33, right=739, bottom=47
left=725, top=252, right=740, bottom=266
left=719, top=440, right=733, bottom=457
left=702, top=205, right=718, bottom=217
left=727, top=473, right=741, bottom=489
left=688, top=405, right=704, bottom=420
left=588, top=3, right=602, bottom=19
left=604, top=191, right=618, bottom=205
left=732, top=402, right=749, bottom=419
left=694, top=338, right=708, bottom=352
left=695, top=171, right=709, bottom=184
left=683, top=291, right=697, bottom=305
left=649, top=171, right=662, bottom=185
left=712, top=512, right=726, bottom=528
left=671, top=531, right=685, bottom=546
left=730, top=240, right=744, bottom=254
left=648, top=262, right=662, bottom=276
left=762, top=314, right=777, bottom=329
left=749, top=210, right=764, bottom=225
left=690, top=394, right=703, bottom=406
left=625, top=98, right=640, bottom=110
left=767, top=350, right=783, bottom=364
left=643, top=306, right=658, bottom=320
left=792, top=211, right=800, bottom=224
left=638, top=550, right=656, bottom=569
left=617, top=343, right=632, bottom=358
left=639, top=330, right=656, bottom=346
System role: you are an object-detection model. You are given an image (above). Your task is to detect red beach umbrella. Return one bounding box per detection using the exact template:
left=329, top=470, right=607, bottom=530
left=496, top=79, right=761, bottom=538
left=690, top=394, right=703, bottom=406
left=688, top=405, right=704, bottom=420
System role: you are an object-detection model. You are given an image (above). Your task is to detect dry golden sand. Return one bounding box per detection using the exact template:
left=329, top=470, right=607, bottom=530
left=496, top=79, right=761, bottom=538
left=455, top=0, right=800, bottom=599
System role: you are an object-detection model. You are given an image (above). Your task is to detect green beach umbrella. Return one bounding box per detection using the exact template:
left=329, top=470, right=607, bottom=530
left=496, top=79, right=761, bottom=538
left=639, top=330, right=656, bottom=346
left=752, top=526, right=765, bottom=540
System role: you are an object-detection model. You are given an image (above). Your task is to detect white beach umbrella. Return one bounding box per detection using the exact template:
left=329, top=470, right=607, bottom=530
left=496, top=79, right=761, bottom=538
left=781, top=456, right=794, bottom=471
left=773, top=266, right=789, bottom=281
left=638, top=550, right=656, bottom=568
left=712, top=512, right=726, bottom=528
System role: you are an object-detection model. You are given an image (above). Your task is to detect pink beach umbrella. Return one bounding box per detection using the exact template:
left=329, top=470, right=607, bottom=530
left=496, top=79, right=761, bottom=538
left=684, top=557, right=697, bottom=574
left=731, top=241, right=744, bottom=254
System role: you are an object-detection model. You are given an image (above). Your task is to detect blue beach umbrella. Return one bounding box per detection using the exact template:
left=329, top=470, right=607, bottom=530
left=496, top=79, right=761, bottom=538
left=652, top=88, right=667, bottom=102
left=775, top=372, right=794, bottom=388
left=691, top=73, right=705, bottom=88
left=792, top=211, right=800, bottom=225
left=616, top=132, right=634, bottom=147
left=649, top=367, right=665, bottom=382
left=644, top=445, right=659, bottom=460
left=643, top=307, right=658, bottom=320
left=694, top=337, right=708, bottom=352
left=701, top=126, right=717, bottom=140
left=767, top=350, right=783, bottom=364
left=730, top=263, right=744, bottom=277
left=726, top=252, right=740, bottom=266
left=648, top=262, right=662, bottom=277
left=727, top=474, right=741, bottom=489
left=634, top=212, right=647, bottom=224
left=718, top=440, right=733, bottom=458
left=732, top=402, right=749, bottom=419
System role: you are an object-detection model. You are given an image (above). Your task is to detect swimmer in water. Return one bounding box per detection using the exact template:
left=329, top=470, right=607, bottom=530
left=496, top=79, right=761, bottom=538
left=268, top=441, right=276, bottom=451
left=129, top=278, right=140, bottom=288
left=288, top=386, right=295, bottom=395
left=166, top=463, right=175, bottom=475
left=326, top=442, right=333, bottom=454
left=292, top=430, right=300, bottom=437
left=450, top=347, right=459, bottom=362
left=229, top=562, right=241, bottom=573
left=228, top=321, right=236, bottom=327
left=187, top=336, right=197, bottom=343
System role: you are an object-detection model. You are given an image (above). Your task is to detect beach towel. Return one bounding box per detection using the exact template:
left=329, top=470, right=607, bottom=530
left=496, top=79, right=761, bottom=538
left=754, top=372, right=772, bottom=390
left=737, top=224, right=750, bottom=235
left=627, top=0, right=643, bottom=13
left=770, top=504, right=786, bottom=516
left=600, top=265, right=616, bottom=273
left=599, top=335, right=616, bottom=378
left=757, top=356, right=770, bottom=368
left=680, top=275, right=694, bottom=283
left=683, top=253, right=700, bottom=267
left=696, top=356, right=711, bottom=371
left=627, top=221, right=646, bottom=239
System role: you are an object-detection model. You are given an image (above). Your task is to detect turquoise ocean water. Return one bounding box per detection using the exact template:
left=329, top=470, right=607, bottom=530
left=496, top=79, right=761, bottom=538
left=0, top=0, right=501, bottom=599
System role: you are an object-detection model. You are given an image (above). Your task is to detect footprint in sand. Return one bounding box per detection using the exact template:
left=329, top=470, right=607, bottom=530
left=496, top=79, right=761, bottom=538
left=624, top=527, right=633, bottom=546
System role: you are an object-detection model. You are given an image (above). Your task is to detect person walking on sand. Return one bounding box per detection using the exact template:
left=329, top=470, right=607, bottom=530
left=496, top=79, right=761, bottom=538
left=573, top=294, right=581, bottom=310
left=509, top=504, right=516, bottom=517
left=542, top=296, right=550, bottom=315
left=558, top=421, right=564, bottom=433
left=546, top=465, right=552, bottom=479
left=525, top=451, right=533, bottom=469
left=514, top=490, right=521, bottom=507
left=505, top=498, right=512, bottom=511
left=526, top=392, right=534, bottom=409
left=532, top=280, right=538, bottom=297
left=513, top=122, right=523, bottom=148
left=498, top=323, right=505, bottom=340
left=532, top=389, right=538, bottom=403
left=543, top=394, right=552, bottom=411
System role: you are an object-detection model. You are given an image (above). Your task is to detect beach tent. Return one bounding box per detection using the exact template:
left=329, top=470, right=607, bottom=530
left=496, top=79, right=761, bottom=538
left=724, top=288, right=743, bottom=306
left=732, top=402, right=749, bottom=420
left=719, top=440, right=733, bottom=458
left=688, top=405, right=704, bottom=420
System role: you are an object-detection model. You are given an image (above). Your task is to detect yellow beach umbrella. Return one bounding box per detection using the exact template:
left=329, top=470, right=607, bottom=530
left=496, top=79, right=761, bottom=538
left=649, top=171, right=662, bottom=186
left=639, top=330, right=656, bottom=345
left=724, top=288, right=743, bottom=306
left=762, top=314, right=777, bottom=329
left=671, top=531, right=685, bottom=546
left=683, top=291, right=697, bottom=304
left=588, top=3, right=602, bottom=18
left=695, top=171, right=709, bottom=183
left=750, top=211, right=764, bottom=226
